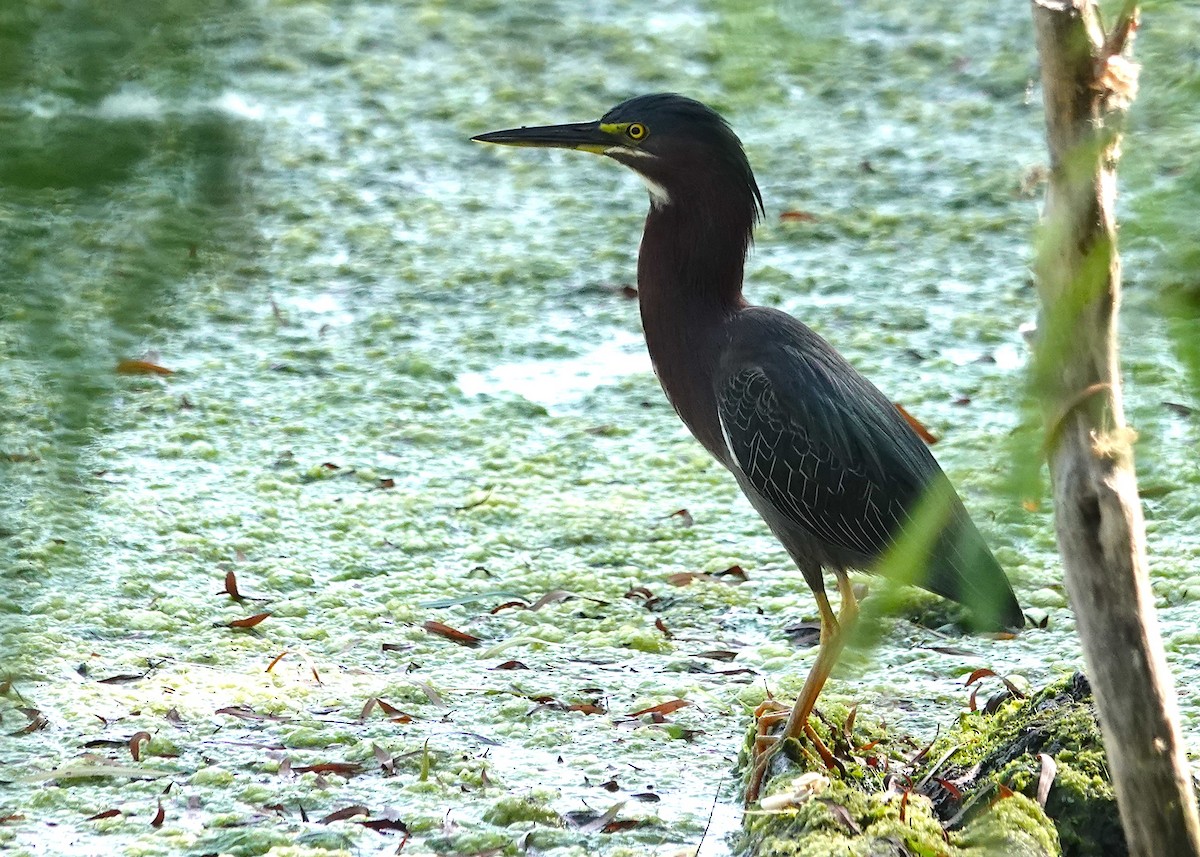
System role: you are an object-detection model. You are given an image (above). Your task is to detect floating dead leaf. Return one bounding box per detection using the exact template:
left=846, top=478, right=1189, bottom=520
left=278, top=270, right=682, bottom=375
left=227, top=612, right=270, bottom=629
left=129, top=731, right=151, bottom=761
left=529, top=590, right=576, bottom=610
left=294, top=762, right=363, bottom=778
left=842, top=705, right=857, bottom=741
left=372, top=743, right=395, bottom=776
left=933, top=777, right=963, bottom=799
left=819, top=799, right=862, bottom=835
left=784, top=620, right=822, bottom=648
left=668, top=508, right=694, bottom=527
left=1163, top=401, right=1194, bottom=417
left=318, top=804, right=369, bottom=824
left=567, top=703, right=606, bottom=716
left=923, top=644, right=976, bottom=657
left=376, top=477, right=396, bottom=489
left=714, top=565, right=748, bottom=582
left=150, top=800, right=164, bottom=827
left=222, top=570, right=244, bottom=602
left=666, top=572, right=706, bottom=586
left=86, top=809, right=122, bottom=821
left=359, top=816, right=409, bottom=834
left=894, top=403, right=938, bottom=445
left=631, top=792, right=660, bottom=802
left=265, top=651, right=290, bottom=673
left=359, top=697, right=416, bottom=723
left=97, top=673, right=146, bottom=684
left=83, top=739, right=126, bottom=749
left=780, top=210, right=818, bottom=222
left=422, top=620, right=481, bottom=648
left=410, top=681, right=445, bottom=707
left=694, top=650, right=738, bottom=662
left=565, top=800, right=626, bottom=834
left=623, top=587, right=660, bottom=610
left=964, top=668, right=1026, bottom=712
left=627, top=699, right=690, bottom=719
left=11, top=708, right=48, bottom=735
left=600, top=779, right=620, bottom=792
left=654, top=618, right=673, bottom=639
left=491, top=660, right=529, bottom=671
left=117, top=358, right=174, bottom=376
left=489, top=600, right=528, bottom=613
left=1036, top=753, right=1057, bottom=808
left=215, top=705, right=289, bottom=722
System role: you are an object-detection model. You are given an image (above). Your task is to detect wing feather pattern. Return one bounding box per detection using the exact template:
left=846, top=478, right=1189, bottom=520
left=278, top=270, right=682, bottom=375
left=715, top=308, right=1022, bottom=630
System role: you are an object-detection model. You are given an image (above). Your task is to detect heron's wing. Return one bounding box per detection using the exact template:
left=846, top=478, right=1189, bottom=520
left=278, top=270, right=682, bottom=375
left=715, top=355, right=924, bottom=562
left=714, top=309, right=1022, bottom=630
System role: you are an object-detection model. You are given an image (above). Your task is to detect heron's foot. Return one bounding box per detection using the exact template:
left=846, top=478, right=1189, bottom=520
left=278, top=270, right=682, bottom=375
left=745, top=702, right=837, bottom=805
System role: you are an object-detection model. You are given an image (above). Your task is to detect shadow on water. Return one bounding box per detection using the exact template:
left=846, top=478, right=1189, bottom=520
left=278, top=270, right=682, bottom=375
left=0, top=0, right=258, bottom=581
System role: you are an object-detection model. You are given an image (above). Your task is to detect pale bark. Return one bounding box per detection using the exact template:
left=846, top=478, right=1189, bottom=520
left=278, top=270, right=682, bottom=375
left=1031, top=2, right=1200, bottom=855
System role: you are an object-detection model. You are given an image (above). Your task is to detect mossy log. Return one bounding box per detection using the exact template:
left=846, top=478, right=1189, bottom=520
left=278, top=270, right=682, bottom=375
left=738, top=674, right=1156, bottom=857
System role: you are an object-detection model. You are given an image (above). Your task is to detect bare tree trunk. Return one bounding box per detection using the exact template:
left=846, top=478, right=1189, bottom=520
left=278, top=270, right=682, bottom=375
left=1031, top=2, right=1200, bottom=854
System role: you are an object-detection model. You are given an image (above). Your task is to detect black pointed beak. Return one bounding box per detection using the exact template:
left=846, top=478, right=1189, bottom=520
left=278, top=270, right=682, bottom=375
left=471, top=120, right=612, bottom=154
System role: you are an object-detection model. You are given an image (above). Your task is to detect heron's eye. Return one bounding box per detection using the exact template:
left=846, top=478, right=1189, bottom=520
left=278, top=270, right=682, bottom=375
left=627, top=123, right=648, bottom=142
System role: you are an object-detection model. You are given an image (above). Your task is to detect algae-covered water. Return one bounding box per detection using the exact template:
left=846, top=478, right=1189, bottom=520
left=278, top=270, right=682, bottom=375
left=1, top=1, right=1198, bottom=855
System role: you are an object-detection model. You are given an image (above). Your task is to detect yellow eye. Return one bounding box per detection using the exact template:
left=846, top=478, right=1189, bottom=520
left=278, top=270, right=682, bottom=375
left=627, top=123, right=647, bottom=141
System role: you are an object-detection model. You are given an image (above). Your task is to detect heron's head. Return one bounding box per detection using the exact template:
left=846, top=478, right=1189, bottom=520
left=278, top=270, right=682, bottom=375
left=473, top=93, right=764, bottom=227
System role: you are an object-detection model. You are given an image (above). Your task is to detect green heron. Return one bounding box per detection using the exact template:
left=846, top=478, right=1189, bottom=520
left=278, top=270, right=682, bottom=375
left=473, top=93, right=1023, bottom=802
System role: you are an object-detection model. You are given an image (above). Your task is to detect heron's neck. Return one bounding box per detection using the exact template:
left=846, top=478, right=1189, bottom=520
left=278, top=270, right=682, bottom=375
left=636, top=201, right=753, bottom=460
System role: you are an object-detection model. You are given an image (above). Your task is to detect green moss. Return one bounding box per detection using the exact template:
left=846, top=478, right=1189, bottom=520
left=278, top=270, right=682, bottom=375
left=925, top=674, right=1125, bottom=857
left=741, top=676, right=1146, bottom=856
left=481, top=789, right=563, bottom=827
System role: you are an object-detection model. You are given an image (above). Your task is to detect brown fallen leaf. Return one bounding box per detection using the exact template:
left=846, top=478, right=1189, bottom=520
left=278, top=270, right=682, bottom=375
left=779, top=210, right=818, bottom=222
left=215, top=705, right=290, bottom=722
left=293, top=762, right=363, bottom=778
left=491, top=660, right=529, bottom=670
left=529, top=590, right=576, bottom=610
left=1036, top=753, right=1057, bottom=808
left=694, top=650, right=738, bottom=662
left=11, top=708, right=48, bottom=735
left=422, top=620, right=481, bottom=648
left=222, top=570, right=244, bottom=602
left=227, top=612, right=271, bottom=629
left=319, top=804, right=369, bottom=824
left=894, top=403, right=938, bottom=445
left=669, top=508, right=694, bottom=527
left=627, top=699, right=690, bottom=718
left=86, top=809, right=122, bottom=821
left=372, top=743, right=395, bottom=776
left=97, top=673, right=146, bottom=684
left=565, top=800, right=626, bottom=834
left=150, top=800, right=164, bottom=827
left=359, top=816, right=409, bottom=834
left=714, top=565, right=749, bottom=582
left=117, top=359, right=174, bottom=376
left=359, top=697, right=416, bottom=723
left=566, top=703, right=606, bottom=716
left=129, top=731, right=151, bottom=762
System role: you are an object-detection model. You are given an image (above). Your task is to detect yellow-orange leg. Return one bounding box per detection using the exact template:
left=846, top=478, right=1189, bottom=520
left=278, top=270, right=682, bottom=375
left=746, top=572, right=859, bottom=804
